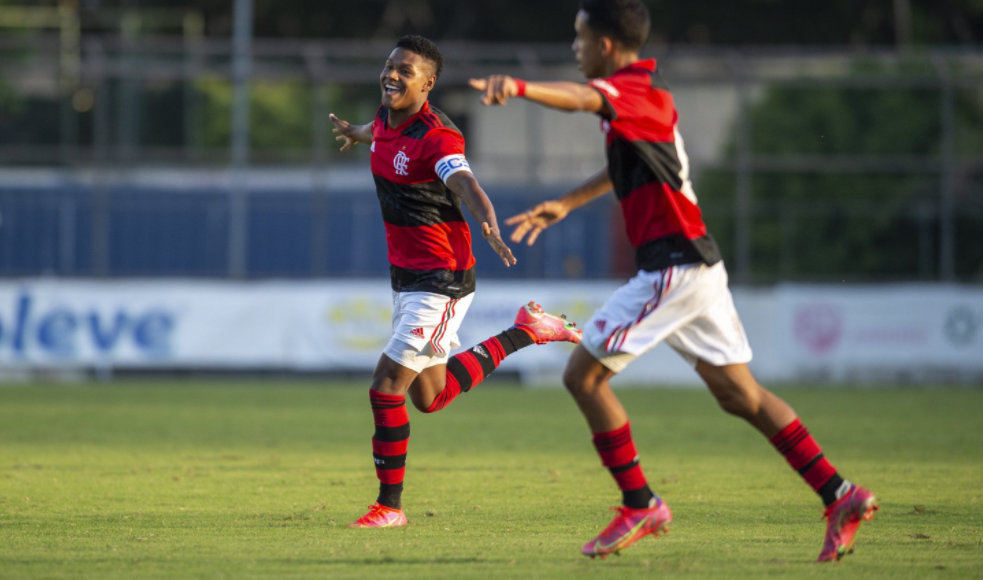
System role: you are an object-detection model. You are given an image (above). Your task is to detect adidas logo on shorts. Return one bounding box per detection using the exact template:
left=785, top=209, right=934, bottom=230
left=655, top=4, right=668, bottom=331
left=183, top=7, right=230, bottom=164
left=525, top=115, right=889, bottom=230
left=410, top=328, right=426, bottom=339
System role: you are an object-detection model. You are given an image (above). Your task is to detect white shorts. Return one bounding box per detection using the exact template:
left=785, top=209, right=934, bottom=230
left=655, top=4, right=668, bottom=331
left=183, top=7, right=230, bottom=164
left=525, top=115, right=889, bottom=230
left=383, top=291, right=474, bottom=373
left=581, top=261, right=752, bottom=373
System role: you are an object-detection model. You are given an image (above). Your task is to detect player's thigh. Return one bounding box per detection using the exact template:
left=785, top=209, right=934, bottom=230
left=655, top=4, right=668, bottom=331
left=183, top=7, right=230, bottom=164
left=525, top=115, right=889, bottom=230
left=386, top=291, right=474, bottom=372
left=407, top=363, right=447, bottom=410
left=581, top=266, right=701, bottom=372
left=665, top=262, right=753, bottom=367
left=371, top=350, right=422, bottom=395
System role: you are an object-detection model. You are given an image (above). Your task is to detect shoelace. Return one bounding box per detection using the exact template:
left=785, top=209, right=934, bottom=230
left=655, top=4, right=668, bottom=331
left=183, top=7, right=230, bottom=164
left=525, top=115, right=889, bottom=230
left=361, top=504, right=395, bottom=521
left=598, top=506, right=636, bottom=536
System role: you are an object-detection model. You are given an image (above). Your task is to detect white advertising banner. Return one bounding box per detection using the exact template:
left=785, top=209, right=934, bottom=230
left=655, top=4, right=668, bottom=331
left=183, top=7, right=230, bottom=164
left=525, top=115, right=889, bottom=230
left=775, top=284, right=983, bottom=382
left=0, top=280, right=980, bottom=384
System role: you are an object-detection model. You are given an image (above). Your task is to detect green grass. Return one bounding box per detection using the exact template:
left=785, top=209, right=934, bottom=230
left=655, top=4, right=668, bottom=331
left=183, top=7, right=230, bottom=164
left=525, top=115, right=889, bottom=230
left=1, top=381, right=981, bottom=579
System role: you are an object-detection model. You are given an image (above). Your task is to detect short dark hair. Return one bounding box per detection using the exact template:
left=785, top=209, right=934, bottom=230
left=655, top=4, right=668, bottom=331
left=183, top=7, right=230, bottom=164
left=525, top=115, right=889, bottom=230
left=579, top=0, right=650, bottom=51
left=395, top=35, right=443, bottom=80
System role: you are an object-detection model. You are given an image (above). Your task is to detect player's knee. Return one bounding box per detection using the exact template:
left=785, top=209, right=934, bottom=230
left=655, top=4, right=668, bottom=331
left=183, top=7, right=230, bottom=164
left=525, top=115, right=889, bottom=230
left=713, top=381, right=761, bottom=418
left=563, top=368, right=597, bottom=398
left=413, top=398, right=436, bottom=413
left=409, top=388, right=445, bottom=413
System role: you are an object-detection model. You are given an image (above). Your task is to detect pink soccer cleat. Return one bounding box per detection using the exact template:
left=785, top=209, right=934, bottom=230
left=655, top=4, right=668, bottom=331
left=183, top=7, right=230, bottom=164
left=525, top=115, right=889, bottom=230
left=816, top=485, right=878, bottom=562
left=514, top=301, right=582, bottom=345
left=581, top=499, right=672, bottom=559
left=349, top=503, right=408, bottom=528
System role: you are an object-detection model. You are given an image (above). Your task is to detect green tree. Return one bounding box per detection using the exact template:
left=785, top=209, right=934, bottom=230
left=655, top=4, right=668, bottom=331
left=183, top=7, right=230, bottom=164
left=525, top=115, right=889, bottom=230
left=189, top=0, right=983, bottom=47
left=195, top=78, right=376, bottom=162
left=697, top=63, right=983, bottom=282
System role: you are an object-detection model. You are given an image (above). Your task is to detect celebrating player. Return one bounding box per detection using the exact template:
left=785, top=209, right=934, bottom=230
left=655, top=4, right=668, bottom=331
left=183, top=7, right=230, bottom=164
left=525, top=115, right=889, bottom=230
left=469, top=0, right=876, bottom=562
left=330, top=35, right=582, bottom=529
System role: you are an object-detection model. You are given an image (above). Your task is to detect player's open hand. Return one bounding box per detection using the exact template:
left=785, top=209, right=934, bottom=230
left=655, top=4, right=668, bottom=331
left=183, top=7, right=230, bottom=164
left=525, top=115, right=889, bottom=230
left=329, top=113, right=359, bottom=152
left=481, top=222, right=517, bottom=267
left=468, top=76, right=519, bottom=106
left=505, top=200, right=570, bottom=246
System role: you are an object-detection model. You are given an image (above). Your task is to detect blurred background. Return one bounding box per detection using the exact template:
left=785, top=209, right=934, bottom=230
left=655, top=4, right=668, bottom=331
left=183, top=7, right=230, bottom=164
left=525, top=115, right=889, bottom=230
left=1, top=0, right=981, bottom=384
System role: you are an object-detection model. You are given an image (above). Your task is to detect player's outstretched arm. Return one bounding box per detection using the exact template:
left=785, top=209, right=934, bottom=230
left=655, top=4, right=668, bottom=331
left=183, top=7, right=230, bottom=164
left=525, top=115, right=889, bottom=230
left=506, top=166, right=613, bottom=246
left=468, top=76, right=610, bottom=117
left=445, top=171, right=517, bottom=268
left=329, top=113, right=373, bottom=152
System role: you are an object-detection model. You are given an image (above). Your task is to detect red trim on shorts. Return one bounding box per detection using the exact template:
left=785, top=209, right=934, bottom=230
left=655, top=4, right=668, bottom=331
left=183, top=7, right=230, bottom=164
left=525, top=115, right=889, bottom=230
left=429, top=298, right=458, bottom=355
left=604, top=323, right=625, bottom=352
left=608, top=267, right=673, bottom=352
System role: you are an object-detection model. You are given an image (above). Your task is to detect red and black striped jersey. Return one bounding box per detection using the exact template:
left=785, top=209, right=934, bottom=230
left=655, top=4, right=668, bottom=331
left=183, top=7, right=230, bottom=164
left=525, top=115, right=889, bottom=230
left=370, top=101, right=476, bottom=298
left=589, top=59, right=721, bottom=272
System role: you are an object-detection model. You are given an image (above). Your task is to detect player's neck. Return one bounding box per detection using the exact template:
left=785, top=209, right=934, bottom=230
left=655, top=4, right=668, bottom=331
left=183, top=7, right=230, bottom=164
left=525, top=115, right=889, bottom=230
left=605, top=52, right=640, bottom=76
left=387, top=100, right=427, bottom=129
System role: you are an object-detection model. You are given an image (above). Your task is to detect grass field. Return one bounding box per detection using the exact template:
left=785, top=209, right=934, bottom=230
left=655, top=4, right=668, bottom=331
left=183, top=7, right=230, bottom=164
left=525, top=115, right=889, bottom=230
left=1, top=380, right=981, bottom=579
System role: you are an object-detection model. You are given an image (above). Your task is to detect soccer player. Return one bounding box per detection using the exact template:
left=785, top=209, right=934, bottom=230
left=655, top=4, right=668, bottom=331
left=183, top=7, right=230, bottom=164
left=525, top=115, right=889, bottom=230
left=469, top=0, right=877, bottom=562
left=330, top=35, right=582, bottom=528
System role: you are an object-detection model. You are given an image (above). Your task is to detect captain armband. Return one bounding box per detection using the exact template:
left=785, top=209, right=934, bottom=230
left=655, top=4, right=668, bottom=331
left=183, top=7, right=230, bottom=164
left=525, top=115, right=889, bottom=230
left=435, top=154, right=473, bottom=184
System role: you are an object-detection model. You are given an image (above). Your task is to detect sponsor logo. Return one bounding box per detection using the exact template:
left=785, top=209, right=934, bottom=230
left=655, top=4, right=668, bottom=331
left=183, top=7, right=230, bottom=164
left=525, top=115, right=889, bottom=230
left=374, top=457, right=385, bottom=465
left=602, top=120, right=611, bottom=134
left=325, top=297, right=391, bottom=351
left=944, top=306, right=977, bottom=346
left=793, top=303, right=843, bottom=354
left=594, top=319, right=606, bottom=333
left=370, top=142, right=376, bottom=153
left=394, top=150, right=410, bottom=176
left=410, top=327, right=426, bottom=339
left=472, top=344, right=488, bottom=358
left=0, top=292, right=174, bottom=358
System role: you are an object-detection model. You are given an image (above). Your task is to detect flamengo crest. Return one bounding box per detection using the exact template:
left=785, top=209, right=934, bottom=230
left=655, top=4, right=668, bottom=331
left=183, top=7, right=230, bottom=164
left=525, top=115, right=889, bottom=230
left=394, top=151, right=410, bottom=176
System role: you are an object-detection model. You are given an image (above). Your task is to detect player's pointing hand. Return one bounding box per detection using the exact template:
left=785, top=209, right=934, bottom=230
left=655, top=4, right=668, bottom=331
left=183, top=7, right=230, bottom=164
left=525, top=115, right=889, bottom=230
left=329, top=113, right=361, bottom=152
left=505, top=200, right=570, bottom=246
left=469, top=76, right=521, bottom=106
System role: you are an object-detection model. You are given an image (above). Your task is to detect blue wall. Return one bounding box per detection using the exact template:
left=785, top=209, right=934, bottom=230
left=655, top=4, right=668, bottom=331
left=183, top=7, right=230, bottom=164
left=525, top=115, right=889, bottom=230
left=0, top=184, right=621, bottom=280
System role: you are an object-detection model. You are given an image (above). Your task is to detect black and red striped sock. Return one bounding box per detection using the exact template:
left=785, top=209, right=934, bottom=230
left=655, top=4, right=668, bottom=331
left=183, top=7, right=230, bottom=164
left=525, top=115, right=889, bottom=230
left=369, top=390, right=410, bottom=509
left=592, top=422, right=657, bottom=509
left=770, top=418, right=846, bottom=506
left=424, top=327, right=534, bottom=413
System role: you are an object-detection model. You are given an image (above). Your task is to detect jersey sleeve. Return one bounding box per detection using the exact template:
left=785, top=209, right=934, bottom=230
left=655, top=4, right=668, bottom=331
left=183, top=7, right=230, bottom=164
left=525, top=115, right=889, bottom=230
left=371, top=106, right=385, bottom=142
left=588, top=77, right=626, bottom=121
left=590, top=71, right=675, bottom=136
left=426, top=128, right=473, bottom=184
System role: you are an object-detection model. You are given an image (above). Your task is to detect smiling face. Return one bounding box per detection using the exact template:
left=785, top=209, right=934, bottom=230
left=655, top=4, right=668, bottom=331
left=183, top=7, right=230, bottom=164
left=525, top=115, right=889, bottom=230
left=572, top=10, right=607, bottom=79
left=379, top=47, right=436, bottom=111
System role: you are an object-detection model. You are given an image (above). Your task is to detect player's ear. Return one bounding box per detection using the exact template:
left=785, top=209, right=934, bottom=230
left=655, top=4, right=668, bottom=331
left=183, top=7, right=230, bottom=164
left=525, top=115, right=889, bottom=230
left=599, top=36, right=616, bottom=58
left=423, top=74, right=436, bottom=92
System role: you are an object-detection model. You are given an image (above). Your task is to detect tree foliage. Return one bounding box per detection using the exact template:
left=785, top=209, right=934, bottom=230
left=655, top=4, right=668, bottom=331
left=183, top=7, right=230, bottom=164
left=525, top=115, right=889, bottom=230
left=180, top=0, right=983, bottom=47
left=8, top=0, right=983, bottom=46
left=697, top=62, right=983, bottom=282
